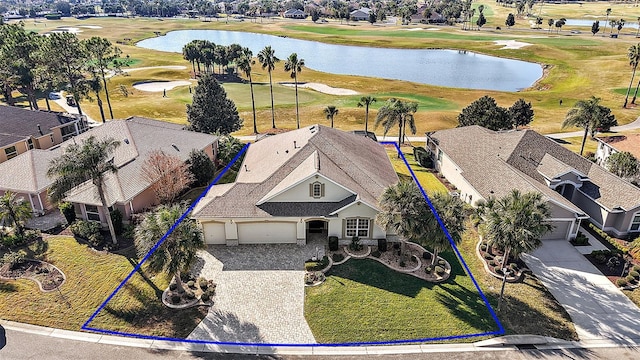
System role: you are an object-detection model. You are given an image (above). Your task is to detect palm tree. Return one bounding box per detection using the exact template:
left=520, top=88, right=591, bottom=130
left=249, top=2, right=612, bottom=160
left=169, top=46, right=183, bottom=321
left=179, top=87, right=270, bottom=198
left=83, top=36, right=121, bottom=120
left=237, top=48, right=258, bottom=134
left=480, top=190, right=553, bottom=271
left=182, top=41, right=198, bottom=75
left=47, top=136, right=121, bottom=244
left=134, top=203, right=205, bottom=294
left=479, top=190, right=553, bottom=310
left=606, top=8, right=612, bottom=34
left=87, top=69, right=107, bottom=123
left=624, top=44, right=640, bottom=108
left=419, top=192, right=465, bottom=266
left=324, top=105, right=339, bottom=128
left=357, top=96, right=377, bottom=133
left=0, top=192, right=33, bottom=239
left=376, top=180, right=428, bottom=263
left=636, top=16, right=640, bottom=38
left=374, top=98, right=418, bottom=145
left=284, top=53, right=305, bottom=129
left=257, top=46, right=280, bottom=129
left=561, top=96, right=607, bottom=155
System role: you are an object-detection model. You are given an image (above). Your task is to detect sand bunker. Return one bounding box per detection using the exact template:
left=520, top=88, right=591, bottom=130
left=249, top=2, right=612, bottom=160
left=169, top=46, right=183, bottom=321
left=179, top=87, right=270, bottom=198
left=133, top=80, right=192, bottom=92
left=51, top=27, right=82, bottom=34
left=281, top=82, right=358, bottom=95
left=78, top=25, right=102, bottom=29
left=493, top=40, right=532, bottom=50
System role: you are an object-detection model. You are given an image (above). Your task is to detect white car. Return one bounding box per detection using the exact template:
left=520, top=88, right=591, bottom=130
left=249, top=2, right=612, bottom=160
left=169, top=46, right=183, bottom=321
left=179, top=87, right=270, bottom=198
left=48, top=92, right=61, bottom=100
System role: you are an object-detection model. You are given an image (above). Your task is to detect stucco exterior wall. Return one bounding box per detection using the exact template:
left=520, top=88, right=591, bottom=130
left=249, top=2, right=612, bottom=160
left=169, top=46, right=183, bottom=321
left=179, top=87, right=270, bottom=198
left=268, top=176, right=352, bottom=202
left=0, top=141, right=28, bottom=163
left=436, top=150, right=483, bottom=206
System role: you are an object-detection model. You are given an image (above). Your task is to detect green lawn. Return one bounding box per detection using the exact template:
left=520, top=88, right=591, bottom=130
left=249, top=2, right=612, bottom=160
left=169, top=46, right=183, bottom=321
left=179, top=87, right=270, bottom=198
left=0, top=236, right=206, bottom=337
left=304, top=255, right=497, bottom=343
left=387, top=147, right=449, bottom=195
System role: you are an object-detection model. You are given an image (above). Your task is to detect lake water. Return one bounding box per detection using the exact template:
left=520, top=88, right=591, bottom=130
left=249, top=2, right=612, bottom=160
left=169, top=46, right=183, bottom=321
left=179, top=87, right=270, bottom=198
left=137, top=30, right=542, bottom=92
left=565, top=19, right=639, bottom=30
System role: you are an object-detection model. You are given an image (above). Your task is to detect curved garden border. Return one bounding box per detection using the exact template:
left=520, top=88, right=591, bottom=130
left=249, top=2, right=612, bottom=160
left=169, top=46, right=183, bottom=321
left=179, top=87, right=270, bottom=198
left=161, top=288, right=212, bottom=309
left=475, top=238, right=524, bottom=283
left=0, top=259, right=66, bottom=292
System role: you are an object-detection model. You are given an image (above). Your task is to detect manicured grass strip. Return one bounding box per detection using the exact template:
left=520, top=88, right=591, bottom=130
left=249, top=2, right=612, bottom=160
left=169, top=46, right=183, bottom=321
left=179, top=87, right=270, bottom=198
left=386, top=147, right=448, bottom=195
left=304, top=256, right=496, bottom=343
left=0, top=236, right=205, bottom=337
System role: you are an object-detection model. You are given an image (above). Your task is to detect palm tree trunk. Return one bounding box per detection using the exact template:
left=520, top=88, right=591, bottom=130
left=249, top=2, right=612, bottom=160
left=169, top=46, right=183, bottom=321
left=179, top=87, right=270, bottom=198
left=174, top=271, right=185, bottom=293
left=96, top=94, right=106, bottom=123
left=398, top=121, right=403, bottom=146
left=500, top=246, right=511, bottom=270
left=249, top=75, right=257, bottom=134
left=632, top=78, right=640, bottom=104
left=268, top=71, right=276, bottom=129
left=579, top=127, right=588, bottom=156
left=101, top=69, right=114, bottom=119
left=624, top=66, right=637, bottom=108
left=294, top=74, right=300, bottom=129
left=45, top=96, right=51, bottom=111
left=365, top=104, right=369, bottom=133
left=75, top=93, right=84, bottom=116
left=96, top=180, right=118, bottom=245
left=431, top=249, right=439, bottom=266
left=400, top=240, right=407, bottom=263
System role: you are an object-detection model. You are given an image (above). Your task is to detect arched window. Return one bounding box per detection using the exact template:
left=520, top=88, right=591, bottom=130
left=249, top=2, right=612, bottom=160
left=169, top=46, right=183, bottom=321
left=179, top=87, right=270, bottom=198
left=310, top=182, right=324, bottom=198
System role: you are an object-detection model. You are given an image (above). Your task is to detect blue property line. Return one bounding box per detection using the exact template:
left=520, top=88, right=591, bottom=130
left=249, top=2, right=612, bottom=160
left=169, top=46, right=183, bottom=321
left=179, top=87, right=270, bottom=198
left=82, top=143, right=250, bottom=330
left=383, top=141, right=504, bottom=335
left=82, top=140, right=504, bottom=346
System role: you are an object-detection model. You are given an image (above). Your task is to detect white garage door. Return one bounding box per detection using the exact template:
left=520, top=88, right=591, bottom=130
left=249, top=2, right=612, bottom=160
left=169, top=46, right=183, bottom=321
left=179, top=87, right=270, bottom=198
left=542, top=221, right=571, bottom=240
left=237, top=222, right=297, bottom=244
left=203, top=222, right=226, bottom=244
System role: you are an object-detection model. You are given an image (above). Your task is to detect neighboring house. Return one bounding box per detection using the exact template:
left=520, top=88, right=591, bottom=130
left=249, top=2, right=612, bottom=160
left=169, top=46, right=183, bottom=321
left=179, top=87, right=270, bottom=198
left=594, top=134, right=640, bottom=167
left=0, top=117, right=218, bottom=221
left=62, top=117, right=218, bottom=225
left=192, top=124, right=399, bottom=246
left=411, top=7, right=445, bottom=23
left=283, top=9, right=306, bottom=19
left=427, top=126, right=640, bottom=240
left=0, top=105, right=88, bottom=163
left=350, top=8, right=370, bottom=21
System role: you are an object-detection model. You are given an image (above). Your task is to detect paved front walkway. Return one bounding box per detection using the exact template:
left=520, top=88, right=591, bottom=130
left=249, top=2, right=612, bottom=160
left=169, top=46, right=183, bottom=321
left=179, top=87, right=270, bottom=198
left=186, top=241, right=324, bottom=344
left=522, top=240, right=640, bottom=344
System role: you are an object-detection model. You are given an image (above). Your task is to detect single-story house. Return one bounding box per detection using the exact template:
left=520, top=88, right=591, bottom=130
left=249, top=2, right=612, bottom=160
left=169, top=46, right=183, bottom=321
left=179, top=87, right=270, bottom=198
left=0, top=105, right=88, bottom=163
left=0, top=116, right=218, bottom=221
left=283, top=9, right=306, bottom=19
left=594, top=134, right=640, bottom=167
left=192, top=124, right=399, bottom=245
left=426, top=126, right=640, bottom=239
left=62, top=117, right=218, bottom=225
left=350, top=8, right=371, bottom=21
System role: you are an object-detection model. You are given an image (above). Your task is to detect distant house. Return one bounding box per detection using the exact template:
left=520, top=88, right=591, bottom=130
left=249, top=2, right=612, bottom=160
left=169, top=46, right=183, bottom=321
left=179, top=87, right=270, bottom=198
left=192, top=125, right=399, bottom=245
left=595, top=134, right=640, bottom=167
left=0, top=105, right=88, bottom=164
left=411, top=7, right=445, bottom=24
left=0, top=117, right=218, bottom=219
left=427, top=126, right=640, bottom=239
left=283, top=9, right=306, bottom=19
left=350, top=8, right=371, bottom=21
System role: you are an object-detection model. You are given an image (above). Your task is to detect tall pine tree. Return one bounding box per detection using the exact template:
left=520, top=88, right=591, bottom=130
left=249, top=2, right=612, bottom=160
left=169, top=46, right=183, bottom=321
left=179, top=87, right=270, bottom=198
left=187, top=74, right=242, bottom=135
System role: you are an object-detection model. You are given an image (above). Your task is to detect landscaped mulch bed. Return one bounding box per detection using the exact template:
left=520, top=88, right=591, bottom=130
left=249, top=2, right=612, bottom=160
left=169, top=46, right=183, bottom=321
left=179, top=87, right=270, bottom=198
left=476, top=240, right=527, bottom=282
left=584, top=251, right=640, bottom=287
left=0, top=259, right=65, bottom=291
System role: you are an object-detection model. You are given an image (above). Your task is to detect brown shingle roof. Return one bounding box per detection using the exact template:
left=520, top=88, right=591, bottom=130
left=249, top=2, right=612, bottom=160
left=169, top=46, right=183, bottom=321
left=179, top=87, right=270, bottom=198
left=0, top=105, right=79, bottom=147
left=193, top=125, right=399, bottom=219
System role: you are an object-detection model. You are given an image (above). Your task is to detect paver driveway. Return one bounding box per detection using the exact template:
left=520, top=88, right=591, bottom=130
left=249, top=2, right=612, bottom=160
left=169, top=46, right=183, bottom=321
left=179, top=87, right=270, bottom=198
left=522, top=239, right=640, bottom=344
left=187, top=241, right=324, bottom=344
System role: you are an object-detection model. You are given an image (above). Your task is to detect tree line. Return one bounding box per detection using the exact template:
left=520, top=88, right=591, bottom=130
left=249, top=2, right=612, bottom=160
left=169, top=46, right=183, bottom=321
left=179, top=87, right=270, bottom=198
left=0, top=22, right=124, bottom=123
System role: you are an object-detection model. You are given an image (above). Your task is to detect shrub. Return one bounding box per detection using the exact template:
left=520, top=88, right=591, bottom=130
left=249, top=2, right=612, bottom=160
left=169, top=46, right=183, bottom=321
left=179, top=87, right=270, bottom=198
left=109, top=209, right=123, bottom=236
left=483, top=253, right=493, bottom=260
left=305, top=262, right=319, bottom=271
left=399, top=261, right=406, bottom=267
left=413, top=146, right=433, bottom=168
left=1, top=251, right=27, bottom=269
left=70, top=220, right=103, bottom=244
left=205, top=286, right=216, bottom=297
left=185, top=291, right=196, bottom=300
left=332, top=253, right=344, bottom=262
left=201, top=292, right=211, bottom=302
left=572, top=232, right=589, bottom=246
left=169, top=283, right=177, bottom=291
left=328, top=236, right=339, bottom=251
left=371, top=250, right=381, bottom=258
left=437, top=258, right=446, bottom=266
left=435, top=266, right=445, bottom=275
left=509, top=263, right=518, bottom=270
left=377, top=238, right=387, bottom=252
left=422, top=252, right=432, bottom=260
left=617, top=278, right=628, bottom=287
left=626, top=275, right=636, bottom=283
left=630, top=271, right=639, bottom=279
left=488, top=260, right=496, bottom=267
left=425, top=265, right=433, bottom=273
left=633, top=265, right=640, bottom=273
left=199, top=278, right=209, bottom=290
left=480, top=244, right=487, bottom=252
left=171, top=294, right=181, bottom=304
left=58, top=202, right=76, bottom=224
left=393, top=243, right=400, bottom=250
left=187, top=280, right=195, bottom=289
left=187, top=149, right=216, bottom=186
left=349, top=236, right=362, bottom=251
left=588, top=223, right=628, bottom=254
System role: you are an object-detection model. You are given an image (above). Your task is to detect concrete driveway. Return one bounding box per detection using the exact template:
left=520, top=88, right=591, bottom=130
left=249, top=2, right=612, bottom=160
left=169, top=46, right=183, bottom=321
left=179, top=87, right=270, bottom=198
left=522, top=240, right=640, bottom=345
left=187, top=242, right=324, bottom=345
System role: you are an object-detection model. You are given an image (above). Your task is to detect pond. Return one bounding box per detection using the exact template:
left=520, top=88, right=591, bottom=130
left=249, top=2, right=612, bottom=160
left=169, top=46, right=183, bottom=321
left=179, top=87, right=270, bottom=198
left=564, top=19, right=639, bottom=30
left=137, top=30, right=542, bottom=92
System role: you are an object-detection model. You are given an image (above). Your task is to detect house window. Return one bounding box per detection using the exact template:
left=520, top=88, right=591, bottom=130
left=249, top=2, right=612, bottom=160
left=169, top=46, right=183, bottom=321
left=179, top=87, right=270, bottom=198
left=437, top=149, right=443, bottom=162
left=85, top=205, right=101, bottom=222
left=310, top=182, right=325, bottom=198
left=631, top=213, right=640, bottom=232
left=27, top=138, right=34, bottom=150
left=4, top=146, right=17, bottom=159
left=50, top=134, right=54, bottom=143
left=346, top=218, right=369, bottom=238
left=61, top=124, right=77, bottom=141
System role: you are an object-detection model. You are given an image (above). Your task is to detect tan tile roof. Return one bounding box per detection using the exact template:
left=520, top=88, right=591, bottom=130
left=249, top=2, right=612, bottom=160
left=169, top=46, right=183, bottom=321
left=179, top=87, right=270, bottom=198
left=430, top=125, right=640, bottom=212
left=597, top=134, right=640, bottom=159
left=193, top=125, right=399, bottom=219
left=0, top=149, right=61, bottom=193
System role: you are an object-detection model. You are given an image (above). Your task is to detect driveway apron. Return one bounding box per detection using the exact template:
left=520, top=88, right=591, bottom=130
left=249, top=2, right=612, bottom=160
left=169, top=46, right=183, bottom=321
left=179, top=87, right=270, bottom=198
left=187, top=243, right=321, bottom=344
left=522, top=239, right=640, bottom=344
